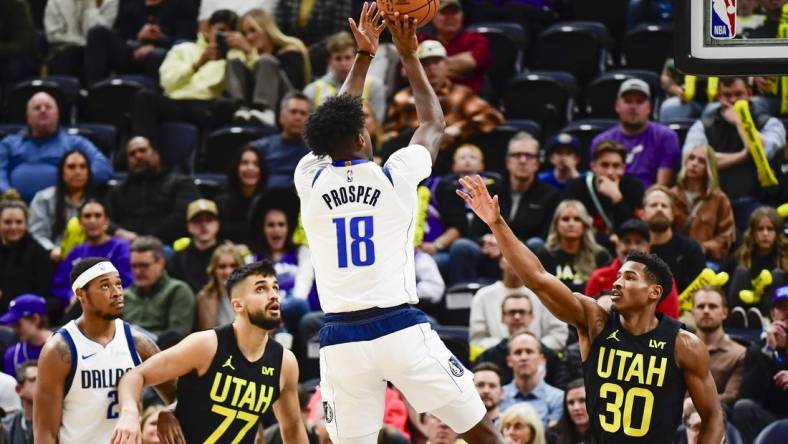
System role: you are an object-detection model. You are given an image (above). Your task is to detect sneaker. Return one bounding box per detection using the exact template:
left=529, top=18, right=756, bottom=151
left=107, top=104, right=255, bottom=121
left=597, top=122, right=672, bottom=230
left=727, top=306, right=747, bottom=328
left=747, top=307, right=764, bottom=331
left=248, top=108, right=275, bottom=126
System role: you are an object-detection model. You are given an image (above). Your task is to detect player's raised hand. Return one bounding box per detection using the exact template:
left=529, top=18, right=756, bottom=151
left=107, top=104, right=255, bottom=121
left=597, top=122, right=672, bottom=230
left=109, top=412, right=142, bottom=444
left=386, top=12, right=419, bottom=57
left=456, top=175, right=500, bottom=225
left=349, top=2, right=385, bottom=55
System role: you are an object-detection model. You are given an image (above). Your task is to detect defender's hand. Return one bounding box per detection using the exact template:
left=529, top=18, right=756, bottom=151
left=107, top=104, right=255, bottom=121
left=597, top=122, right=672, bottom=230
left=456, top=175, right=501, bottom=226
left=157, top=410, right=186, bottom=444
left=349, top=2, right=385, bottom=55
left=110, top=412, right=142, bottom=444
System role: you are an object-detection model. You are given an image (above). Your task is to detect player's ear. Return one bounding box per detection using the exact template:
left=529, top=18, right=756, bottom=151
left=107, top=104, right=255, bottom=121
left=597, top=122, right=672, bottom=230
left=649, top=284, right=662, bottom=302
left=230, top=296, right=243, bottom=312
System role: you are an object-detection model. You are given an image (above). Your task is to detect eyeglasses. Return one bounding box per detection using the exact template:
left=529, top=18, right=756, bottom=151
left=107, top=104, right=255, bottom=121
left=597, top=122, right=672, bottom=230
left=503, top=309, right=532, bottom=317
left=508, top=152, right=538, bottom=161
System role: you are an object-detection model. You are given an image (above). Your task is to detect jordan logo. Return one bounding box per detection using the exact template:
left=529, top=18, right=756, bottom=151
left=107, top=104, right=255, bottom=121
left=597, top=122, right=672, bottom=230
left=606, top=330, right=621, bottom=342
left=222, top=356, right=236, bottom=371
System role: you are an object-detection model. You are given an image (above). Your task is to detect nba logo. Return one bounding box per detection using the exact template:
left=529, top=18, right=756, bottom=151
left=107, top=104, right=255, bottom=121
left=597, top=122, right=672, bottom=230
left=711, top=0, right=736, bottom=39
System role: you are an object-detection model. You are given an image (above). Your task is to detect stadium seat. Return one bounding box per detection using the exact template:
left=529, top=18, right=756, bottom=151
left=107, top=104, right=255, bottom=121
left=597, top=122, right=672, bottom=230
left=436, top=283, right=483, bottom=327
left=754, top=419, right=788, bottom=444
left=501, top=71, right=577, bottom=136
left=665, top=118, right=696, bottom=148
left=201, top=125, right=275, bottom=174
left=83, top=78, right=149, bottom=137
left=559, top=118, right=618, bottom=168
left=534, top=21, right=612, bottom=86
left=157, top=122, right=199, bottom=171
left=466, top=123, right=540, bottom=176
left=584, top=69, right=661, bottom=118
left=193, top=174, right=226, bottom=200
left=467, top=22, right=527, bottom=97
left=622, top=23, right=673, bottom=74
left=3, top=78, right=73, bottom=124
left=504, top=119, right=542, bottom=139
left=117, top=74, right=158, bottom=91
left=566, top=0, right=629, bottom=42
left=66, top=123, right=118, bottom=157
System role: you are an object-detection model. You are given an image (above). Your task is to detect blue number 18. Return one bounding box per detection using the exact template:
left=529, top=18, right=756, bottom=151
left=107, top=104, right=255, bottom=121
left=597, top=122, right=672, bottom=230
left=333, top=216, right=375, bottom=268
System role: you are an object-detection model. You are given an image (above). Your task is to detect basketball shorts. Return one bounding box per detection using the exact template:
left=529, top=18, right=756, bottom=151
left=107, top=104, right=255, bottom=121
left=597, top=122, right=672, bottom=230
left=318, top=304, right=485, bottom=440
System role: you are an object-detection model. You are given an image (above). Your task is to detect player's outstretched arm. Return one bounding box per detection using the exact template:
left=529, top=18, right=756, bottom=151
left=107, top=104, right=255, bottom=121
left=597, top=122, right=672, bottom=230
left=457, top=175, right=606, bottom=332
left=388, top=14, right=445, bottom=162
left=339, top=1, right=384, bottom=97
left=33, top=335, right=71, bottom=444
left=273, top=349, right=310, bottom=444
left=676, top=331, right=725, bottom=444
left=111, top=330, right=217, bottom=444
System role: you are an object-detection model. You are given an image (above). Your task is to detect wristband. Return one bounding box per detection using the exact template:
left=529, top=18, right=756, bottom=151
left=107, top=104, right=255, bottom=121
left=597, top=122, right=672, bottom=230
left=357, top=50, right=375, bottom=59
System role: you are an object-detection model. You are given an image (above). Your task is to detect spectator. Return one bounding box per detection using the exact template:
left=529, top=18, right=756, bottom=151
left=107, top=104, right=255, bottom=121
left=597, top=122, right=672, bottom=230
left=195, top=243, right=245, bottom=331
left=215, top=146, right=268, bottom=245
left=732, top=287, right=788, bottom=442
left=106, top=136, right=199, bottom=245
left=726, top=206, right=787, bottom=320
left=473, top=362, right=505, bottom=424
left=585, top=218, right=680, bottom=318
left=0, top=0, right=38, bottom=83
left=124, top=236, right=195, bottom=338
left=140, top=405, right=167, bottom=444
left=682, top=76, right=786, bottom=231
left=743, top=0, right=788, bottom=38
left=51, top=199, right=133, bottom=308
left=417, top=0, right=492, bottom=93
left=536, top=200, right=611, bottom=293
left=564, top=140, right=644, bottom=236
left=475, top=293, right=568, bottom=388
left=412, top=249, right=447, bottom=306
left=131, top=9, right=244, bottom=142
left=591, top=79, right=681, bottom=188
left=422, top=413, right=460, bottom=444
left=464, top=132, right=560, bottom=282
left=0, top=295, right=51, bottom=378
left=671, top=144, right=735, bottom=263
left=537, top=133, right=584, bottom=191
left=226, top=9, right=311, bottom=125
left=643, top=185, right=706, bottom=294
left=2, top=361, right=36, bottom=444
left=498, top=402, right=547, bottom=444
left=250, top=92, right=311, bottom=189
left=691, top=286, right=746, bottom=406
left=28, top=149, right=98, bottom=261
left=43, top=0, right=119, bottom=79
left=658, top=58, right=706, bottom=122
left=0, top=93, right=112, bottom=202
left=83, top=0, right=197, bottom=85
left=168, top=199, right=222, bottom=293
left=198, top=0, right=276, bottom=33
left=274, top=0, right=352, bottom=47
left=548, top=379, right=591, bottom=444
left=500, top=331, right=564, bottom=427
left=0, top=201, right=55, bottom=315
left=680, top=400, right=702, bottom=444
left=251, top=200, right=312, bottom=330
left=470, top=257, right=568, bottom=353
left=383, top=39, right=503, bottom=173
left=303, top=31, right=385, bottom=123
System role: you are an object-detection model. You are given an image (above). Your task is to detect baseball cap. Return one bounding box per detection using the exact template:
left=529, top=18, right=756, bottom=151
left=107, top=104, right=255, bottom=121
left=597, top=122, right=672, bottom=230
left=186, top=199, right=218, bottom=221
left=417, top=40, right=447, bottom=60
left=0, top=294, right=47, bottom=324
left=439, top=0, right=463, bottom=11
left=617, top=219, right=650, bottom=242
left=546, top=133, right=580, bottom=155
left=618, top=78, right=651, bottom=99
left=773, top=285, right=788, bottom=306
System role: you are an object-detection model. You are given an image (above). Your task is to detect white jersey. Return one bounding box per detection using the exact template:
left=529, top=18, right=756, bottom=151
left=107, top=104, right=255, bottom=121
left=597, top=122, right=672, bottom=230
left=58, top=319, right=140, bottom=444
left=295, top=145, right=432, bottom=313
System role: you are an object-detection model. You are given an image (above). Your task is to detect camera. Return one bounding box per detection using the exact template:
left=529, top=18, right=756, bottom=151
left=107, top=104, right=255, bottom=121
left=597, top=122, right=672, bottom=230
left=216, top=32, right=229, bottom=58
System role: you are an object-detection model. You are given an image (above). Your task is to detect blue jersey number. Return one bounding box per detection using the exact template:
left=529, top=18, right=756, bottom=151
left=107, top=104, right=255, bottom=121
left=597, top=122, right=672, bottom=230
left=107, top=390, right=119, bottom=419
left=333, top=216, right=375, bottom=267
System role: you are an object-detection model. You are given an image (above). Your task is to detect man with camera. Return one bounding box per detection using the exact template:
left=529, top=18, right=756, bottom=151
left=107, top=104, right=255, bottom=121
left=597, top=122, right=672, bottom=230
left=131, top=9, right=248, bottom=146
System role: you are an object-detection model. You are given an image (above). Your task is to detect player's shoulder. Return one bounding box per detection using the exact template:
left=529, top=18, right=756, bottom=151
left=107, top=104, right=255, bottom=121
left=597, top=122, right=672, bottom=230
left=39, top=331, right=73, bottom=369
left=675, top=329, right=710, bottom=371
left=385, top=144, right=430, bottom=166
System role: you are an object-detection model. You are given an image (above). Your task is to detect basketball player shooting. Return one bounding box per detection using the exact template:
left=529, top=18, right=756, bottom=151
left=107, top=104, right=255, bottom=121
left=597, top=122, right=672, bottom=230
left=293, top=3, right=502, bottom=444
left=456, top=175, right=725, bottom=444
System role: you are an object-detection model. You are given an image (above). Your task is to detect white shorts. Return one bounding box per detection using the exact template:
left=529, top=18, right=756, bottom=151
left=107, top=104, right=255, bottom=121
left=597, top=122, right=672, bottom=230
left=318, top=305, right=485, bottom=440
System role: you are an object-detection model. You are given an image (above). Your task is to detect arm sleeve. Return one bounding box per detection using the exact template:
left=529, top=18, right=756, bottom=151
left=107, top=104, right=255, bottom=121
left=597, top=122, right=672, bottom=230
left=682, top=120, right=709, bottom=156
left=168, top=284, right=196, bottom=336
left=702, top=195, right=735, bottom=261
left=760, top=118, right=787, bottom=159
left=28, top=191, right=55, bottom=251
left=81, top=0, right=119, bottom=33
left=383, top=144, right=432, bottom=189
left=414, top=251, right=445, bottom=304
left=159, top=44, right=197, bottom=95
left=74, top=136, right=113, bottom=184
left=44, top=0, right=74, bottom=45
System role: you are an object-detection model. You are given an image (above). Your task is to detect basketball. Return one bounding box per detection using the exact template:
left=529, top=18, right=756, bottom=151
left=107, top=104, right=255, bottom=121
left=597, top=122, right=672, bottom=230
left=377, top=0, right=439, bottom=28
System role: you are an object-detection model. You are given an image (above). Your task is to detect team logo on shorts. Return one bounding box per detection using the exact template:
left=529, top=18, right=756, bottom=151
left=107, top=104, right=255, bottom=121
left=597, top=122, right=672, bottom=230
left=323, top=401, right=334, bottom=423
left=448, top=356, right=464, bottom=377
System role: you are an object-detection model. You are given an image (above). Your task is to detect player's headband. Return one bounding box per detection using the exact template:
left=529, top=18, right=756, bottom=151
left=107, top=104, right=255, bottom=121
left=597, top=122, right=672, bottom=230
left=72, top=261, right=119, bottom=294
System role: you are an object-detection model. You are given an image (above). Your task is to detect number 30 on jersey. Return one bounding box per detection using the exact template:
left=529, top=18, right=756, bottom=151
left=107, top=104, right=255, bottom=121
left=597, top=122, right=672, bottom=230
left=333, top=216, right=375, bottom=268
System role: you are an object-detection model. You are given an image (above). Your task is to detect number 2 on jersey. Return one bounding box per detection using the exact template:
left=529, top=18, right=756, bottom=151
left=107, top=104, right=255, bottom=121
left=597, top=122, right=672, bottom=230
left=333, top=216, right=375, bottom=267
left=107, top=390, right=119, bottom=419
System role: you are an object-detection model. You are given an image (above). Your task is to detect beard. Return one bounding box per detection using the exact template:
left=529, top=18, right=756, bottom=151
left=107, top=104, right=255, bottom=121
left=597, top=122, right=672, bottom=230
left=100, top=310, right=123, bottom=321
left=248, top=308, right=281, bottom=330
left=646, top=213, right=671, bottom=232
left=696, top=319, right=721, bottom=333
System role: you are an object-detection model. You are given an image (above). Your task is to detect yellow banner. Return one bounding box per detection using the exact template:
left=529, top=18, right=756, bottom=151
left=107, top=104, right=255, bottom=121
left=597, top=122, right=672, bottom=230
left=735, top=100, right=778, bottom=187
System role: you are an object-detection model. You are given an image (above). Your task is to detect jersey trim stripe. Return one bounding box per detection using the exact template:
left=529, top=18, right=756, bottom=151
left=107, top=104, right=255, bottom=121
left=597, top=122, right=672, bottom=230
left=312, top=167, right=326, bottom=187
left=319, top=305, right=429, bottom=347
left=123, top=323, right=141, bottom=366
left=331, top=159, right=371, bottom=166
left=382, top=166, right=393, bottom=185
left=59, top=329, right=78, bottom=397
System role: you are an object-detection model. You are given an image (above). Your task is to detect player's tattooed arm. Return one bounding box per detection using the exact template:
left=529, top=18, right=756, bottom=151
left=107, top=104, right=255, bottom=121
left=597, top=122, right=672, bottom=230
left=273, top=349, right=310, bottom=444
left=676, top=330, right=725, bottom=444
left=34, top=334, right=71, bottom=444
left=133, top=329, right=178, bottom=405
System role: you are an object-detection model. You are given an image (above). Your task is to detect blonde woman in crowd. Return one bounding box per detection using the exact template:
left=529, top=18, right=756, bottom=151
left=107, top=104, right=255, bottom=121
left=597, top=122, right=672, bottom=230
left=194, top=244, right=246, bottom=330
left=498, top=403, right=546, bottom=444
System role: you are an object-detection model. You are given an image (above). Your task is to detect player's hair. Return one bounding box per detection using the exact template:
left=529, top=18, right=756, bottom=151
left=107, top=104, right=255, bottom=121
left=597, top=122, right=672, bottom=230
left=15, top=360, right=37, bottom=385
left=507, top=131, right=539, bottom=155
left=501, top=293, right=533, bottom=315
left=694, top=285, right=727, bottom=308
left=131, top=236, right=165, bottom=261
left=498, top=403, right=546, bottom=444
left=624, top=251, right=673, bottom=300
left=471, top=362, right=503, bottom=384
left=304, top=93, right=365, bottom=158
left=225, top=260, right=276, bottom=296
left=325, top=31, right=355, bottom=55
left=507, top=329, right=542, bottom=354
left=69, top=257, right=110, bottom=287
